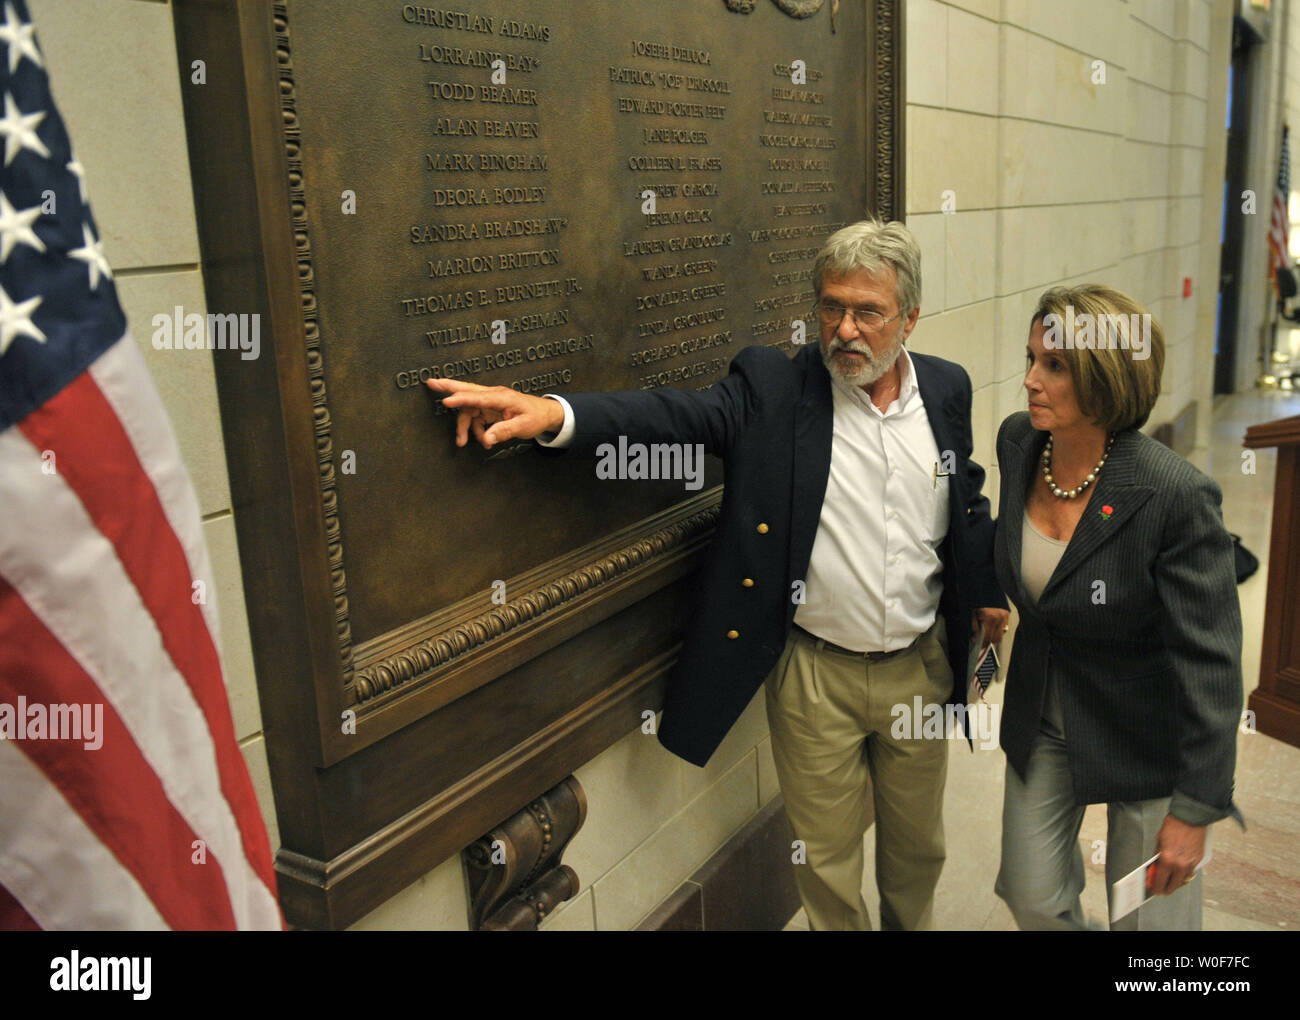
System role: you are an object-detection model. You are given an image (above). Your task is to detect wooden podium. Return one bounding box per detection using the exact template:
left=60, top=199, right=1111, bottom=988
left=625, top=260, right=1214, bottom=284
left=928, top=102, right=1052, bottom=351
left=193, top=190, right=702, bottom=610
left=1244, top=415, right=1300, bottom=747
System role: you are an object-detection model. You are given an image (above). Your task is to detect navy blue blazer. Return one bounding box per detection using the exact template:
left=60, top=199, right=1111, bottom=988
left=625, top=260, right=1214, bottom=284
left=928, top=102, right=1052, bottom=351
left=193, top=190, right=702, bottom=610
left=548, top=342, right=1005, bottom=766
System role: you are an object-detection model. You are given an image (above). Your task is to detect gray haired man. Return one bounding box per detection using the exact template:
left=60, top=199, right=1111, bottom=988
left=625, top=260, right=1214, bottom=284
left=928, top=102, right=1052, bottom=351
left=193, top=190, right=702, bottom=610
left=429, top=220, right=1008, bottom=930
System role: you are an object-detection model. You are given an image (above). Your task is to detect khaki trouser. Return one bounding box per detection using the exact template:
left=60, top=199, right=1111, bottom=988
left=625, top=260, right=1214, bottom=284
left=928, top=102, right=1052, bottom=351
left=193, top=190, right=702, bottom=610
left=765, top=617, right=951, bottom=931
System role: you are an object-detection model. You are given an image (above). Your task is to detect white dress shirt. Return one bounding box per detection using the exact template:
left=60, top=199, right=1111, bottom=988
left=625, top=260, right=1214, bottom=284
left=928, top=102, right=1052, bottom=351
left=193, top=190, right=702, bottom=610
left=794, top=348, right=948, bottom=651
left=536, top=347, right=949, bottom=652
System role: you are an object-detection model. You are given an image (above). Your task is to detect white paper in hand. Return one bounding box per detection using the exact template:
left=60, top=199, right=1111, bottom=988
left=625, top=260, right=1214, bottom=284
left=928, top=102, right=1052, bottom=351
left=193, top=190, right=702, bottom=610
left=1109, top=830, right=1213, bottom=923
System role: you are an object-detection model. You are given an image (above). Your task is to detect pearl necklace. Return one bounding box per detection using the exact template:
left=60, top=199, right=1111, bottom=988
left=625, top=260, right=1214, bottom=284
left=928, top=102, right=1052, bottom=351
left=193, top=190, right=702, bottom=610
left=1041, top=433, right=1114, bottom=500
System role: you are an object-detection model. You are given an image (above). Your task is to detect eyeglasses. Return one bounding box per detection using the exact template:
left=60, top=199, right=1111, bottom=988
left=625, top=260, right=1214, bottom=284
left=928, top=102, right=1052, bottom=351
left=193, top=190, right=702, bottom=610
left=815, top=300, right=903, bottom=334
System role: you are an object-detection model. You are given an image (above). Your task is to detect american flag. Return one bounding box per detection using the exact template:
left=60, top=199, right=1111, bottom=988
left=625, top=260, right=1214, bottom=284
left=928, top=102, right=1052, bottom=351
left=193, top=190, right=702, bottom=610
left=0, top=0, right=280, bottom=929
left=1268, top=122, right=1291, bottom=284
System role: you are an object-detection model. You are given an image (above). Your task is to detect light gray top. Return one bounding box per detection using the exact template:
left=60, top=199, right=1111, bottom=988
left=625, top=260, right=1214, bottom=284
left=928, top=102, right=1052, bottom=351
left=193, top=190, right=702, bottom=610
left=1021, top=513, right=1068, bottom=605
left=1022, top=514, right=1070, bottom=736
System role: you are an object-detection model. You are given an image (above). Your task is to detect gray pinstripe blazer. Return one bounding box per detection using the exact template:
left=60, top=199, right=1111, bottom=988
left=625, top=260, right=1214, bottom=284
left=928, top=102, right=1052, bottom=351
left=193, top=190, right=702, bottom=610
left=994, top=411, right=1243, bottom=825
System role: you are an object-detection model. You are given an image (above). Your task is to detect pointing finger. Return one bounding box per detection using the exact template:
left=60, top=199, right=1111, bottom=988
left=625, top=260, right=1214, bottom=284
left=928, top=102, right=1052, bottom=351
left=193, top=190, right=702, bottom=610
left=425, top=377, right=481, bottom=394
left=437, top=388, right=522, bottom=414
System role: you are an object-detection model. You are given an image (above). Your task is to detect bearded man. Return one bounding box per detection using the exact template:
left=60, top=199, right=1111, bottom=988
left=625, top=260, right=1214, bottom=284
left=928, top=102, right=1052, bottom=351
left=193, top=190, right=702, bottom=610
left=428, top=219, right=1008, bottom=930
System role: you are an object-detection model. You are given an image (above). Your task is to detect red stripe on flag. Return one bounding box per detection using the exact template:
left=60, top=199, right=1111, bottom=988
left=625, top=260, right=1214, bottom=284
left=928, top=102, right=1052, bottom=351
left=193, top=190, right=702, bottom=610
left=0, top=576, right=238, bottom=929
left=0, top=880, right=41, bottom=931
left=1270, top=195, right=1290, bottom=272
left=17, top=372, right=278, bottom=904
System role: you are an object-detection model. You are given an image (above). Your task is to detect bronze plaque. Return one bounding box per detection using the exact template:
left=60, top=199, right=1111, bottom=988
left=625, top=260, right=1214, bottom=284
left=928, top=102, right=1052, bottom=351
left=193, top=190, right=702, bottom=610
left=175, top=0, right=901, bottom=927
left=306, top=1, right=868, bottom=643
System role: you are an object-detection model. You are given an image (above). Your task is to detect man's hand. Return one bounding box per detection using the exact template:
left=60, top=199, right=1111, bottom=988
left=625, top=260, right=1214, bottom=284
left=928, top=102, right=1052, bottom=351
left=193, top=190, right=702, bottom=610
left=1148, top=815, right=1206, bottom=895
left=425, top=378, right=565, bottom=449
left=973, top=607, right=1010, bottom=646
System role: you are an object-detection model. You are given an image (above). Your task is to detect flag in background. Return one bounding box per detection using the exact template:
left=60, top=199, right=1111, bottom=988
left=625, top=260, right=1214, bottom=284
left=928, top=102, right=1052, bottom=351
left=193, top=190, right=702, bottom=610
left=1268, top=122, right=1291, bottom=288
left=0, top=0, right=280, bottom=929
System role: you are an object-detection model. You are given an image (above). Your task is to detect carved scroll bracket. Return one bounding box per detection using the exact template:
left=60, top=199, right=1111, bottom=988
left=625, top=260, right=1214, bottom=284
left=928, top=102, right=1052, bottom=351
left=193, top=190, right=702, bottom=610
left=465, top=776, right=587, bottom=930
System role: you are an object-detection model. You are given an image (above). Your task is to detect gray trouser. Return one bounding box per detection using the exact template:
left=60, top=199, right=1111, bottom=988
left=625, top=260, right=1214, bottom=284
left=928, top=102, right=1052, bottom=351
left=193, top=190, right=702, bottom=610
left=994, top=718, right=1202, bottom=931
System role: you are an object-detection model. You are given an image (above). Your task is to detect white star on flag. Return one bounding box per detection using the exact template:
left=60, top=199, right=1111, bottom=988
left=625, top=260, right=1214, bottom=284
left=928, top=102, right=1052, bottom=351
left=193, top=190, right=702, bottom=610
left=0, top=90, right=47, bottom=166
left=69, top=221, right=111, bottom=290
left=66, top=155, right=85, bottom=202
left=0, top=278, right=43, bottom=355
left=0, top=3, right=40, bottom=74
left=0, top=187, right=41, bottom=261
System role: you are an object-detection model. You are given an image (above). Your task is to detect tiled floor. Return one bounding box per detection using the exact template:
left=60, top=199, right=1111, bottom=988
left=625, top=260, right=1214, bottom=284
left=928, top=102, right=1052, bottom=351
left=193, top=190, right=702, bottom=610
left=786, top=387, right=1300, bottom=931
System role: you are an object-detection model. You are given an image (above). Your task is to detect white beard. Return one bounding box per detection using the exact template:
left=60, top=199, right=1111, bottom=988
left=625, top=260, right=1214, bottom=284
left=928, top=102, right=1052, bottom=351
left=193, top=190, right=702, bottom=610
left=821, top=328, right=905, bottom=386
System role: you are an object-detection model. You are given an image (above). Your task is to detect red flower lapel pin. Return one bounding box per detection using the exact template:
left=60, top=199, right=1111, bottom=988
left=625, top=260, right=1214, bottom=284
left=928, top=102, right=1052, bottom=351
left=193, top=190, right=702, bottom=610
left=1098, top=504, right=1114, bottom=520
